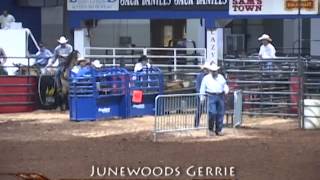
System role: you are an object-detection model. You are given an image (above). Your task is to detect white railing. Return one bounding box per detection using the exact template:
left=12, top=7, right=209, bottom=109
left=84, top=47, right=206, bottom=67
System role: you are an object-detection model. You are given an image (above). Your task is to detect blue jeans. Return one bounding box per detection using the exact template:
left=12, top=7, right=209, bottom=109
left=264, top=62, right=273, bottom=71
left=208, top=94, right=225, bottom=133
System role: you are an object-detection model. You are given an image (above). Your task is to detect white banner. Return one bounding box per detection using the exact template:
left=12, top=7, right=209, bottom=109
left=229, top=0, right=318, bottom=15
left=68, top=0, right=119, bottom=11
left=206, top=28, right=223, bottom=64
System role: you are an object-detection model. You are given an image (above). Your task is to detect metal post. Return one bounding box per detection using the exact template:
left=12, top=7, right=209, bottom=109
left=173, top=49, right=177, bottom=80
left=112, top=49, right=116, bottom=66
left=63, top=0, right=69, bottom=37
left=298, top=0, right=305, bottom=129
left=27, top=57, right=30, bottom=76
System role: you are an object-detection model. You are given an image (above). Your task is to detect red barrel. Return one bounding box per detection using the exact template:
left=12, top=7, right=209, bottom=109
left=0, top=76, right=38, bottom=113
left=290, top=76, right=301, bottom=113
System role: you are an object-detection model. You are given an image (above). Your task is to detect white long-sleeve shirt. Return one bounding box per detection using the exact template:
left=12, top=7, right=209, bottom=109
left=134, top=62, right=151, bottom=72
left=199, top=74, right=229, bottom=100
left=259, top=43, right=276, bottom=59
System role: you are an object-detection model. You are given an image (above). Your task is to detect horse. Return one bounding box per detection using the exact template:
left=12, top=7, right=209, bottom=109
left=56, top=50, right=79, bottom=111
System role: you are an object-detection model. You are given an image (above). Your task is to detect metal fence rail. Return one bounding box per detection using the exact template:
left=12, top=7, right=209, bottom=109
left=84, top=47, right=206, bottom=82
left=302, top=58, right=320, bottom=129
left=222, top=58, right=300, bottom=117
left=154, top=94, right=208, bottom=140
left=154, top=91, right=242, bottom=141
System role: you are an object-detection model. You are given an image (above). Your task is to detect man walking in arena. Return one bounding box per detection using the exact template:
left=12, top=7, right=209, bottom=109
left=200, top=62, right=229, bottom=136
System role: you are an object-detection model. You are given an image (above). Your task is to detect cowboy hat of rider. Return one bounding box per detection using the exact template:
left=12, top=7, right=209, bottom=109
left=258, top=34, right=276, bottom=59
left=57, top=36, right=68, bottom=44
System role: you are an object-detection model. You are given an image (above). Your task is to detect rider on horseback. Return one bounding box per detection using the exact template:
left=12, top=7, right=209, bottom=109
left=47, top=36, right=73, bottom=89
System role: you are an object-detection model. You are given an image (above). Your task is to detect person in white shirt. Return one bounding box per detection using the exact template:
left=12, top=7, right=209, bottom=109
left=200, top=62, right=229, bottom=136
left=0, top=10, right=15, bottom=29
left=258, top=34, right=276, bottom=70
left=134, top=55, right=151, bottom=72
left=133, top=55, right=152, bottom=87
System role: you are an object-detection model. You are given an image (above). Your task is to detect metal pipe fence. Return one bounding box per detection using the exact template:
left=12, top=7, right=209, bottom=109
left=301, top=58, right=320, bottom=129
left=84, top=47, right=206, bottom=81
left=222, top=57, right=320, bottom=129
left=222, top=57, right=301, bottom=118
left=0, top=57, right=41, bottom=76
left=153, top=91, right=242, bottom=141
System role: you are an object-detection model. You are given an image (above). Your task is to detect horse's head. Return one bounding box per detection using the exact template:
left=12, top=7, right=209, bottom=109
left=65, top=50, right=80, bottom=69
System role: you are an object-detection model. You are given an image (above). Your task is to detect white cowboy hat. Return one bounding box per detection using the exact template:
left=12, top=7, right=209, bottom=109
left=258, top=34, right=272, bottom=42
left=205, top=63, right=220, bottom=71
left=200, top=61, right=211, bottom=69
left=77, top=57, right=88, bottom=62
left=92, top=60, right=102, bottom=68
left=57, top=36, right=68, bottom=44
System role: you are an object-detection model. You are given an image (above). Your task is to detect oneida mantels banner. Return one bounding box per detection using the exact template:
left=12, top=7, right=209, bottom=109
left=68, top=0, right=229, bottom=11
left=68, top=0, right=119, bottom=11
left=229, top=0, right=318, bottom=15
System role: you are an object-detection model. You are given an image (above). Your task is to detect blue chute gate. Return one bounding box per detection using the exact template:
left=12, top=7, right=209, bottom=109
left=127, top=67, right=164, bottom=117
left=95, top=67, right=128, bottom=119
left=69, top=75, right=97, bottom=121
left=69, top=67, right=129, bottom=121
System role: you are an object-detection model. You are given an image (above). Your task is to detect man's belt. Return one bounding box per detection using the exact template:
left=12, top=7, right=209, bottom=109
left=206, top=92, right=224, bottom=96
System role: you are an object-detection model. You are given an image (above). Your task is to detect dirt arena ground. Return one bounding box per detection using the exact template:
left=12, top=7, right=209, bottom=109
left=0, top=110, right=319, bottom=180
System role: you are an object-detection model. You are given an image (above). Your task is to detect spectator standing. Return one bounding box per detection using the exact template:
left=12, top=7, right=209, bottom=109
left=134, top=55, right=151, bottom=72
left=258, top=34, right=276, bottom=70
left=0, top=10, right=15, bottom=29
left=34, top=42, right=53, bottom=74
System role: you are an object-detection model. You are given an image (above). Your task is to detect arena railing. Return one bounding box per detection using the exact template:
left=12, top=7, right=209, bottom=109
left=0, top=56, right=37, bottom=76
left=221, top=57, right=301, bottom=118
left=221, top=56, right=320, bottom=129
left=84, top=47, right=206, bottom=80
left=0, top=56, right=59, bottom=76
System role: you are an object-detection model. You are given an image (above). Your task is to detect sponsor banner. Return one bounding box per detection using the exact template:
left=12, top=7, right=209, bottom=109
left=119, top=0, right=229, bottom=10
left=229, top=0, right=318, bottom=15
left=206, top=28, right=224, bottom=64
left=68, top=0, right=119, bottom=11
